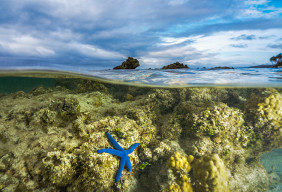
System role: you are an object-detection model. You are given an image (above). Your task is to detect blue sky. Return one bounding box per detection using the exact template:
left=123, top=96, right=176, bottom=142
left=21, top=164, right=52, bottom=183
left=0, top=0, right=282, bottom=69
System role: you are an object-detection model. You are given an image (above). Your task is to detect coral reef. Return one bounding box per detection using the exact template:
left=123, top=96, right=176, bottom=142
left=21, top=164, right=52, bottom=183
left=0, top=77, right=281, bottom=192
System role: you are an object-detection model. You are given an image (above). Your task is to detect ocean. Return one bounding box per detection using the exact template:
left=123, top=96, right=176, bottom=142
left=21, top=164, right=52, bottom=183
left=0, top=66, right=281, bottom=192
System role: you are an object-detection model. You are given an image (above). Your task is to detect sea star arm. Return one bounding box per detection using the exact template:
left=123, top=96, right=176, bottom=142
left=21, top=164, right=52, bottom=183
left=125, top=143, right=140, bottom=154
left=106, top=132, right=125, bottom=151
left=116, top=155, right=127, bottom=182
left=97, top=148, right=123, bottom=157
left=125, top=157, right=132, bottom=172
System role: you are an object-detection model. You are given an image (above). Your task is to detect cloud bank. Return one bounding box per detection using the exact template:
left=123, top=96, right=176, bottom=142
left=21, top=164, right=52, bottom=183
left=0, top=0, right=281, bottom=68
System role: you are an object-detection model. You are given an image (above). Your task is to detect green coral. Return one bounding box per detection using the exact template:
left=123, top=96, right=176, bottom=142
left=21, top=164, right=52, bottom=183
left=193, top=154, right=229, bottom=192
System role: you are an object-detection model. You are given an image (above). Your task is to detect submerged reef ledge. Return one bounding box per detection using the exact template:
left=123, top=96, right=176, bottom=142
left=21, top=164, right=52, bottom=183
left=0, top=77, right=281, bottom=192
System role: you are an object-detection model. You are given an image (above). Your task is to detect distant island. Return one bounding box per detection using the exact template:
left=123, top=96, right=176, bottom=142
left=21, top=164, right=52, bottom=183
left=113, top=57, right=140, bottom=69
left=208, top=66, right=234, bottom=70
left=162, top=62, right=189, bottom=69
left=249, top=64, right=274, bottom=68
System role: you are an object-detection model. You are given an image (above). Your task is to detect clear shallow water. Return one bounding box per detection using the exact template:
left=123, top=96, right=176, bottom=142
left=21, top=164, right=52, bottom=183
left=0, top=66, right=281, bottom=192
left=0, top=65, right=281, bottom=87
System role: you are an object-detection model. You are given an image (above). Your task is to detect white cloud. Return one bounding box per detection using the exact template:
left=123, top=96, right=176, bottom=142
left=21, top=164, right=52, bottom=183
left=191, top=29, right=282, bottom=52
left=0, top=29, right=55, bottom=57
left=69, top=43, right=124, bottom=59
left=141, top=29, right=282, bottom=67
left=245, top=0, right=270, bottom=5
left=158, top=36, right=197, bottom=46
left=0, top=26, right=124, bottom=59
left=241, top=0, right=282, bottom=18
left=190, top=29, right=282, bottom=66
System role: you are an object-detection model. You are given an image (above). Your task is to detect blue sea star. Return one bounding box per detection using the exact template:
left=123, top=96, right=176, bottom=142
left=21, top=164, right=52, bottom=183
left=97, top=132, right=140, bottom=182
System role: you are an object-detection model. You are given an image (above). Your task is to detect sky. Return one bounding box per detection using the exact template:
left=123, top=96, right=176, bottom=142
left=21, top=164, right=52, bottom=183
left=0, top=0, right=282, bottom=69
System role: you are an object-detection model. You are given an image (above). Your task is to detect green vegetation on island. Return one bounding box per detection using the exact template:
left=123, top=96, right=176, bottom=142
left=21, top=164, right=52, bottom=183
left=270, top=53, right=282, bottom=68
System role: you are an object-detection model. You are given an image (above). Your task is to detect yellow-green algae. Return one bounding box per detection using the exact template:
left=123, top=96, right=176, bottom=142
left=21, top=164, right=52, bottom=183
left=0, top=79, right=281, bottom=192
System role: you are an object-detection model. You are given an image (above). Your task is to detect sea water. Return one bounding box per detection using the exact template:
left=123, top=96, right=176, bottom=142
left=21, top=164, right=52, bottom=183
left=0, top=67, right=281, bottom=192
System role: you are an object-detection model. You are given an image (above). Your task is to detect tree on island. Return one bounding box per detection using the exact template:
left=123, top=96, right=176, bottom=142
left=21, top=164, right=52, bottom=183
left=270, top=53, right=282, bottom=67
